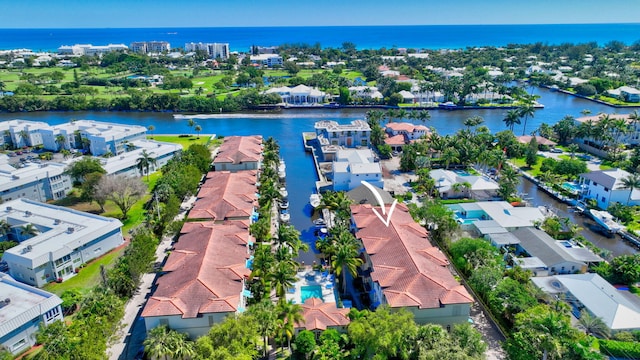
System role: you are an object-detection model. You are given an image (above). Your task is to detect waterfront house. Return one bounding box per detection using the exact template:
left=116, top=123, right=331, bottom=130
left=579, top=168, right=640, bottom=208
left=448, top=201, right=544, bottom=236
left=187, top=170, right=258, bottom=222
left=142, top=220, right=253, bottom=339
left=0, top=155, right=72, bottom=203
left=213, top=135, right=263, bottom=172
left=351, top=203, right=473, bottom=326
left=315, top=120, right=371, bottom=152
left=429, top=169, right=499, bottom=200
left=1, top=199, right=124, bottom=287
left=331, top=149, right=383, bottom=191
left=607, top=86, right=640, bottom=103
left=532, top=273, right=640, bottom=333
left=574, top=113, right=639, bottom=155
left=348, top=86, right=383, bottom=101
left=0, top=273, right=63, bottom=356
left=385, top=122, right=429, bottom=142
left=265, top=85, right=326, bottom=105
left=510, top=227, right=602, bottom=276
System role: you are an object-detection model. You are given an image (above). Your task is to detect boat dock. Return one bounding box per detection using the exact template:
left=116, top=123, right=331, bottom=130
left=302, top=132, right=332, bottom=192
left=519, top=170, right=577, bottom=206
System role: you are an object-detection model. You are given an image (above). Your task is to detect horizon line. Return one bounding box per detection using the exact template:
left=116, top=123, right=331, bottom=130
left=1, top=22, right=640, bottom=30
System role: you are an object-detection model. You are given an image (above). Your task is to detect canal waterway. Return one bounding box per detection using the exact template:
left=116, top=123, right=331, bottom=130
left=0, top=87, right=634, bottom=260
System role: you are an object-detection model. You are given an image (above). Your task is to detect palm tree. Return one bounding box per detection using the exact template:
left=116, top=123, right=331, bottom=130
left=0, top=219, right=11, bottom=238
left=135, top=149, right=157, bottom=181
left=187, top=118, right=195, bottom=136
left=503, top=109, right=521, bottom=132
left=55, top=134, right=66, bottom=151
left=248, top=299, right=278, bottom=358
left=519, top=102, right=536, bottom=136
left=19, top=130, right=29, bottom=147
left=143, top=325, right=194, bottom=360
left=20, top=223, right=38, bottom=238
left=276, top=300, right=304, bottom=350
left=577, top=310, right=610, bottom=338
left=440, top=148, right=460, bottom=169
left=619, top=173, right=640, bottom=206
left=318, top=191, right=352, bottom=226
left=330, top=231, right=363, bottom=294
left=194, top=124, right=202, bottom=139
left=148, top=125, right=155, bottom=139
left=270, top=261, right=297, bottom=299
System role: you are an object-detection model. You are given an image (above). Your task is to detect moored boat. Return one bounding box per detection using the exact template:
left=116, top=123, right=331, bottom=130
left=309, top=193, right=321, bottom=208
left=589, top=209, right=625, bottom=233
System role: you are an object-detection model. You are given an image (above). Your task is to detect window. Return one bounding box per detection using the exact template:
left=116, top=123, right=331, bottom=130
left=604, top=187, right=609, bottom=192
left=159, top=318, right=169, bottom=326
left=12, top=338, right=27, bottom=351
left=44, top=307, right=61, bottom=322
left=208, top=315, right=215, bottom=326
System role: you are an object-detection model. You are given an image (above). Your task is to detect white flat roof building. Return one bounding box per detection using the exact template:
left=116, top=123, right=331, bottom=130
left=0, top=273, right=63, bottom=355
left=40, top=120, right=147, bottom=156
left=0, top=155, right=72, bottom=203
left=0, top=119, right=49, bottom=149
left=1, top=199, right=124, bottom=287
left=99, top=139, right=182, bottom=176
left=332, top=149, right=383, bottom=191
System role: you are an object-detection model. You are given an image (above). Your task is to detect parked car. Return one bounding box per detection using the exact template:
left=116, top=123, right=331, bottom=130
left=550, top=148, right=563, bottom=153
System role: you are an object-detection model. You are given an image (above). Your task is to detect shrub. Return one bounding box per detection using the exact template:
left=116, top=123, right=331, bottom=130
left=599, top=339, right=640, bottom=358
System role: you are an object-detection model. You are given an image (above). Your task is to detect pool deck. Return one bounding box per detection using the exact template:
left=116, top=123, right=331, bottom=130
left=286, top=266, right=336, bottom=304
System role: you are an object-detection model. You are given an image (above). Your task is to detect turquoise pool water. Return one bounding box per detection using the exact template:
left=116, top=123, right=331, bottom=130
left=301, top=285, right=323, bottom=303
left=453, top=170, right=471, bottom=176
left=562, top=182, right=582, bottom=192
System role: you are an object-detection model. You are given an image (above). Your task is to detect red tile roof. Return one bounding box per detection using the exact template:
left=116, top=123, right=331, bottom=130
left=142, top=220, right=253, bottom=319
left=517, top=135, right=557, bottom=146
left=351, top=203, right=473, bottom=309
left=188, top=170, right=258, bottom=221
left=296, top=298, right=351, bottom=331
left=385, top=122, right=430, bottom=133
left=213, top=135, right=263, bottom=165
left=384, top=134, right=406, bottom=146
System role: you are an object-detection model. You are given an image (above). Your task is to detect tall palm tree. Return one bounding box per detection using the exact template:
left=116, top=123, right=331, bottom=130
left=135, top=149, right=157, bottom=181
left=577, top=310, right=610, bottom=338
left=503, top=109, right=521, bottom=132
left=187, top=118, right=195, bottom=136
left=19, top=130, right=29, bottom=147
left=270, top=261, right=297, bottom=299
left=331, top=232, right=363, bottom=294
left=194, top=124, right=202, bottom=139
left=148, top=125, right=155, bottom=139
left=619, top=173, right=640, bottom=206
left=440, top=148, right=460, bottom=169
left=143, top=325, right=194, bottom=360
left=318, top=191, right=352, bottom=226
left=519, top=102, right=536, bottom=136
left=276, top=300, right=304, bottom=350
left=248, top=299, right=278, bottom=358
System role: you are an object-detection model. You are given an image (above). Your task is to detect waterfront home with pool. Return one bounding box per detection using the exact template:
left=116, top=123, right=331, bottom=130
left=429, top=169, right=499, bottom=200
left=579, top=168, right=640, bottom=208
left=351, top=203, right=473, bottom=327
left=331, top=149, right=383, bottom=191
left=314, top=120, right=371, bottom=151
left=448, top=201, right=544, bottom=236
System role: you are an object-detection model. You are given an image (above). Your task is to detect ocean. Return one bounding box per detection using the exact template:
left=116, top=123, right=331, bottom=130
left=1, top=23, right=639, bottom=52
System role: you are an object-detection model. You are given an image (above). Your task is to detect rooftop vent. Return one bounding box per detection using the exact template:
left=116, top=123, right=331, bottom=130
left=0, top=298, right=10, bottom=308
left=5, top=206, right=11, bottom=211
left=54, top=219, right=61, bottom=225
left=25, top=211, right=32, bottom=217
left=22, top=245, right=33, bottom=254
left=67, top=227, right=74, bottom=234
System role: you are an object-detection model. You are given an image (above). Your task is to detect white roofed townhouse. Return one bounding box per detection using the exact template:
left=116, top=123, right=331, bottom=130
left=0, top=273, right=63, bottom=356
left=579, top=168, right=640, bottom=208
left=1, top=199, right=124, bottom=287
left=97, top=139, right=183, bottom=177
left=331, top=148, right=383, bottom=191
left=429, top=169, right=499, bottom=200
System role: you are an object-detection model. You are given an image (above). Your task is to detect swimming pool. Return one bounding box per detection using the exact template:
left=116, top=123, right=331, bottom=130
left=453, top=170, right=471, bottom=176
left=562, top=182, right=582, bottom=193
left=301, top=285, right=323, bottom=303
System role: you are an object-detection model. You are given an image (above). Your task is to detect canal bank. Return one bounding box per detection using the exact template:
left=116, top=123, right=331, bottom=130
left=517, top=177, right=638, bottom=257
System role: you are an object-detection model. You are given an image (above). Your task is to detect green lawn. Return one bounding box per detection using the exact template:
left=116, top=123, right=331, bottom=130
left=149, top=134, right=213, bottom=148
left=43, top=246, right=125, bottom=296
left=512, top=156, right=544, bottom=176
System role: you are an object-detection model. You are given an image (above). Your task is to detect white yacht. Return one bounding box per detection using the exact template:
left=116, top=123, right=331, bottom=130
left=309, top=193, right=321, bottom=208
left=589, top=209, right=625, bottom=233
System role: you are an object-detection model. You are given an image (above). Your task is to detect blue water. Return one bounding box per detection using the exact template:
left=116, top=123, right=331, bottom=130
left=300, top=285, right=323, bottom=303
left=1, top=24, right=640, bottom=52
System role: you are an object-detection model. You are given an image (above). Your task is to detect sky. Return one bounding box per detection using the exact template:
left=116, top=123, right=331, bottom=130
left=2, top=0, right=640, bottom=28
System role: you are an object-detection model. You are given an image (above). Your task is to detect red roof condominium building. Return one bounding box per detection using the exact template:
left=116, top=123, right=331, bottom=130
left=351, top=203, right=473, bottom=326
left=212, top=135, right=263, bottom=172
left=187, top=170, right=258, bottom=222
left=141, top=220, right=254, bottom=338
